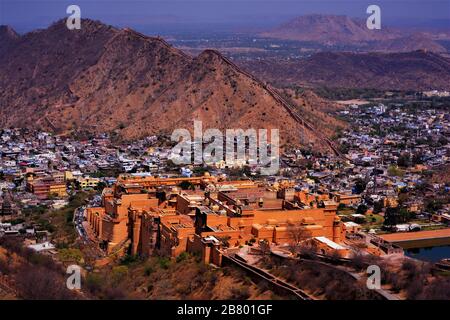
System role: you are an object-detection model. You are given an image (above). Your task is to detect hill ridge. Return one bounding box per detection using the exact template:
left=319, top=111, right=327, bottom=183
left=0, top=19, right=341, bottom=153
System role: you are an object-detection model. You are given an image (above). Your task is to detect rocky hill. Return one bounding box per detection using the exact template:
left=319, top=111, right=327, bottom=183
left=0, top=25, right=19, bottom=55
left=0, top=19, right=341, bottom=152
left=260, top=14, right=447, bottom=52
left=239, top=50, right=450, bottom=91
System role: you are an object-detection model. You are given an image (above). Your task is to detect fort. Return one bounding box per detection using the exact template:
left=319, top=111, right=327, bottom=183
left=86, top=173, right=347, bottom=265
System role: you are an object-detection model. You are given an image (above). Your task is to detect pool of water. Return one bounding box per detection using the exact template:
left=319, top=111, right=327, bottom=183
left=405, top=245, right=450, bottom=262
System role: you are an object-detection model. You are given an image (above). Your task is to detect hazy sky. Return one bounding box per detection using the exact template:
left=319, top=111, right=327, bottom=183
left=1, top=0, right=449, bottom=33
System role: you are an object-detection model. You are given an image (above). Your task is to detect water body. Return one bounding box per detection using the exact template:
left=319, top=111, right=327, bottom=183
left=405, top=245, right=450, bottom=262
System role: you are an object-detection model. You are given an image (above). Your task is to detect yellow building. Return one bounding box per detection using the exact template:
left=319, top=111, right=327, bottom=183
left=65, top=171, right=74, bottom=181
left=48, top=184, right=68, bottom=198
left=26, top=174, right=67, bottom=200
left=77, top=177, right=101, bottom=189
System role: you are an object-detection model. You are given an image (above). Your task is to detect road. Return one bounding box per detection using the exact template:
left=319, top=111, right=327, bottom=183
left=73, top=205, right=105, bottom=264
left=74, top=206, right=88, bottom=243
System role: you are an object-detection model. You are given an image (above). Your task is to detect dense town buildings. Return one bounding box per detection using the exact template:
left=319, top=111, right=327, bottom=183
left=0, top=100, right=448, bottom=268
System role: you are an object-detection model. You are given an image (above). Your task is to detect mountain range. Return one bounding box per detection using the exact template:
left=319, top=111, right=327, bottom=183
left=260, top=14, right=448, bottom=52
left=239, top=50, right=450, bottom=91
left=0, top=19, right=341, bottom=152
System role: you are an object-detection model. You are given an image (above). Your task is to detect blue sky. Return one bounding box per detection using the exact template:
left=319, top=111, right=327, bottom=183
left=1, top=0, right=449, bottom=33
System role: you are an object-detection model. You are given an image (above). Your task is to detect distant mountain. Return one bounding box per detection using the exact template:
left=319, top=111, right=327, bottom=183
left=0, top=25, right=19, bottom=55
left=239, top=50, right=450, bottom=91
left=0, top=25, right=19, bottom=40
left=260, top=14, right=447, bottom=52
left=0, top=19, right=341, bottom=152
left=372, top=33, right=447, bottom=53
left=261, top=14, right=399, bottom=43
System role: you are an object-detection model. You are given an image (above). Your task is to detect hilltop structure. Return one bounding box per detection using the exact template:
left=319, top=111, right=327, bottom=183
left=86, top=174, right=347, bottom=264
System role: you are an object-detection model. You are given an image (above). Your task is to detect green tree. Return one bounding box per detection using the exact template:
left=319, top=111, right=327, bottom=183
left=373, top=200, right=384, bottom=214
left=384, top=207, right=401, bottom=226
left=111, top=265, right=128, bottom=284
left=353, top=178, right=366, bottom=194
left=397, top=153, right=411, bottom=168
left=179, top=181, right=195, bottom=190
left=356, top=204, right=368, bottom=215
left=388, top=165, right=404, bottom=177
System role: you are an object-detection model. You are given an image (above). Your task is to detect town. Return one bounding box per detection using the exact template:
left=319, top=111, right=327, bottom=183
left=0, top=95, right=449, bottom=300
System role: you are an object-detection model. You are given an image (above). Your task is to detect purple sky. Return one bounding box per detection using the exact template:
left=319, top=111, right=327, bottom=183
left=1, top=0, right=449, bottom=33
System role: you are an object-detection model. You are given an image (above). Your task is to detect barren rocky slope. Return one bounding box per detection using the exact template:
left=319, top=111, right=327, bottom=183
left=0, top=19, right=341, bottom=152
left=239, top=50, right=450, bottom=91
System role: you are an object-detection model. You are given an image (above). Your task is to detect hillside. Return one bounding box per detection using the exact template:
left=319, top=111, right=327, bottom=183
left=0, top=19, right=341, bottom=152
left=0, top=25, right=19, bottom=55
left=280, top=89, right=347, bottom=139
left=239, top=50, right=450, bottom=91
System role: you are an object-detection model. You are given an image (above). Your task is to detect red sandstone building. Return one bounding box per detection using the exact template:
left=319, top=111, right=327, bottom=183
left=86, top=174, right=347, bottom=265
